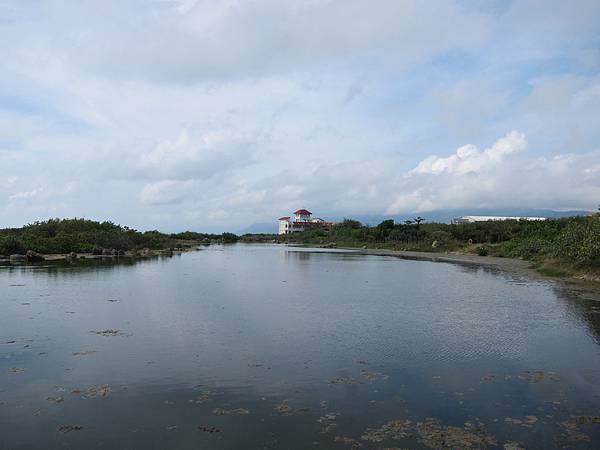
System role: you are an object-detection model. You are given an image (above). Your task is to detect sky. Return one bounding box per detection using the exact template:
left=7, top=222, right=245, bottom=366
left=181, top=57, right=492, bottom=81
left=1, top=0, right=599, bottom=232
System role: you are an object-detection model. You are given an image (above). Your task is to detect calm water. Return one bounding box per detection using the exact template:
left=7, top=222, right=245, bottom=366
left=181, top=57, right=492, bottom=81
left=2, top=244, right=600, bottom=449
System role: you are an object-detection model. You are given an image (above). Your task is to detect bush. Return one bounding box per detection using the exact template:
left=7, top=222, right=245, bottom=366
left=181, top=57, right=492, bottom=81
left=221, top=232, right=239, bottom=244
left=477, top=246, right=489, bottom=256
left=0, top=236, right=26, bottom=255
left=555, top=218, right=600, bottom=267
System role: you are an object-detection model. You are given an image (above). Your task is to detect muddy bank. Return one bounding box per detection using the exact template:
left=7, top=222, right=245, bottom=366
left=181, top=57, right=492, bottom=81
left=335, top=247, right=600, bottom=291
left=353, top=248, right=533, bottom=273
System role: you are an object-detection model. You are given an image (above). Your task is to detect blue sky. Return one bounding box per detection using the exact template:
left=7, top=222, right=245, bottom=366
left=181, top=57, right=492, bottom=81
left=1, top=0, right=599, bottom=231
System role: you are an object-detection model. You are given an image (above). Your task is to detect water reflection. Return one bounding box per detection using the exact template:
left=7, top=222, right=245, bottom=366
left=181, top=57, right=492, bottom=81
left=2, top=244, right=600, bottom=449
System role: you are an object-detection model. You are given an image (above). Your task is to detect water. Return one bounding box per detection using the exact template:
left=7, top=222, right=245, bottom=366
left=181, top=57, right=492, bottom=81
left=2, top=244, right=600, bottom=449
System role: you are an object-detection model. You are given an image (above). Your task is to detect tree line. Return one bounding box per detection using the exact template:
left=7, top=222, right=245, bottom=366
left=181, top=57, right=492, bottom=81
left=274, top=215, right=600, bottom=270
left=0, top=218, right=238, bottom=256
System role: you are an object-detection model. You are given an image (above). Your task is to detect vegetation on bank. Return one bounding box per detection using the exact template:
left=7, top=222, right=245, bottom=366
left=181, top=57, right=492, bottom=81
left=0, top=218, right=238, bottom=256
left=243, top=214, right=600, bottom=275
left=2, top=215, right=598, bottom=279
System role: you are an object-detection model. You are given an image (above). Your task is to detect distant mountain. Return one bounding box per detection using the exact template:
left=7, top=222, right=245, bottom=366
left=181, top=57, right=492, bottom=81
left=238, top=222, right=278, bottom=235
left=240, top=208, right=592, bottom=234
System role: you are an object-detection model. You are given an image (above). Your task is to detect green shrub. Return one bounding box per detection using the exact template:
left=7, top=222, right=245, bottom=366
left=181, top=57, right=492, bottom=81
left=555, top=218, right=600, bottom=267
left=0, top=236, right=26, bottom=255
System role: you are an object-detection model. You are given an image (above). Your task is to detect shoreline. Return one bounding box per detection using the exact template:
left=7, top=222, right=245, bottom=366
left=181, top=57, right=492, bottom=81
left=329, top=246, right=600, bottom=287
left=0, top=246, right=203, bottom=266
left=4, top=242, right=598, bottom=290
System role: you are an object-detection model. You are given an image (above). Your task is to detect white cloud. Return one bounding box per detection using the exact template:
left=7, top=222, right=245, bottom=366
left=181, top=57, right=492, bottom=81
left=3, top=0, right=489, bottom=84
left=412, top=131, right=527, bottom=175
left=139, top=129, right=255, bottom=180
left=388, top=132, right=600, bottom=214
left=140, top=179, right=197, bottom=205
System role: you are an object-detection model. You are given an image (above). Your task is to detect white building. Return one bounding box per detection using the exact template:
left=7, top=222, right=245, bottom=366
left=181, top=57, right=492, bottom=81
left=452, top=215, right=547, bottom=224
left=278, top=209, right=333, bottom=235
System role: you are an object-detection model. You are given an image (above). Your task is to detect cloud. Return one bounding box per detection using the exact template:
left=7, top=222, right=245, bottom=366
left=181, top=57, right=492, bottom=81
left=139, top=129, right=255, bottom=180
left=3, top=0, right=490, bottom=84
left=388, top=132, right=600, bottom=214
left=140, top=179, right=197, bottom=205
left=412, top=131, right=527, bottom=175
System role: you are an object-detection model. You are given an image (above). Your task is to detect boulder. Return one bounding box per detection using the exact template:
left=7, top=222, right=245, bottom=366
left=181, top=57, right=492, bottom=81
left=25, top=250, right=45, bottom=262
left=9, top=254, right=26, bottom=264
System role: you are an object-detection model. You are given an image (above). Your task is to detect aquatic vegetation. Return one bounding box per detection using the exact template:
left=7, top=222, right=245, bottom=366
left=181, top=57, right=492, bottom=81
left=57, top=425, right=84, bottom=433
left=571, top=415, right=600, bottom=425
left=361, top=419, right=413, bottom=442
left=518, top=370, right=559, bottom=383
left=561, top=419, right=591, bottom=442
left=46, top=396, right=64, bottom=404
left=72, top=351, right=97, bottom=356
left=334, top=435, right=362, bottom=449
left=192, top=390, right=219, bottom=404
left=329, top=376, right=362, bottom=385
left=196, top=425, right=221, bottom=433
left=415, top=418, right=496, bottom=449
left=318, top=413, right=340, bottom=434
left=90, top=330, right=130, bottom=337
left=360, top=418, right=496, bottom=449
left=8, top=367, right=25, bottom=374
left=274, top=401, right=293, bottom=415
left=212, top=407, right=250, bottom=416
left=71, top=385, right=111, bottom=398
left=360, top=369, right=388, bottom=381
left=504, top=416, right=538, bottom=427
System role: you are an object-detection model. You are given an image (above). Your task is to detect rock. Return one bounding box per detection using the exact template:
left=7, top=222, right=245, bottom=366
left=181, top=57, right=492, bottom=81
left=26, top=250, right=45, bottom=262
left=431, top=240, right=440, bottom=248
left=67, top=252, right=77, bottom=260
left=9, top=254, right=27, bottom=264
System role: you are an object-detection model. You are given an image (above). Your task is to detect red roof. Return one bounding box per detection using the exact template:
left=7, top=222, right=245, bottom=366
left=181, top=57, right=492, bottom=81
left=294, top=209, right=312, bottom=215
left=278, top=216, right=290, bottom=220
